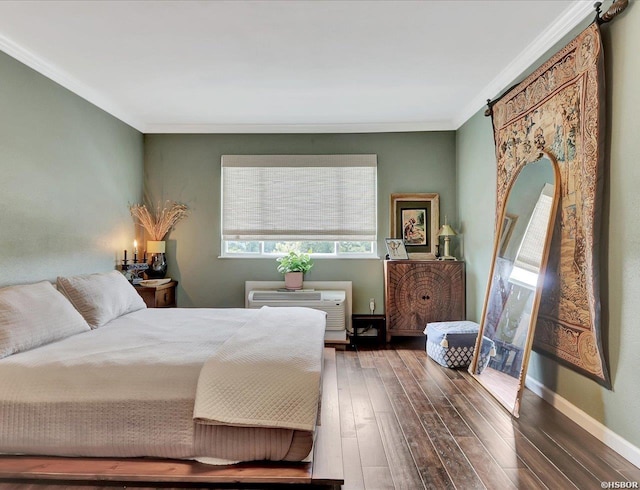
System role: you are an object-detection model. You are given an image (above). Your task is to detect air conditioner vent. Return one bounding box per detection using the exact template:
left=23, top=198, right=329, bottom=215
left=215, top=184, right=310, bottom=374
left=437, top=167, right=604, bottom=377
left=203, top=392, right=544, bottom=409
left=247, top=290, right=346, bottom=331
left=251, top=291, right=322, bottom=302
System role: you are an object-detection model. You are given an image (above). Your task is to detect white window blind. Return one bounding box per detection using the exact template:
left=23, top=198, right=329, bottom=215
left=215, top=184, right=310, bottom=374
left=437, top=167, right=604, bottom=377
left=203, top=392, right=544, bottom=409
left=510, top=183, right=555, bottom=288
left=222, top=155, right=377, bottom=241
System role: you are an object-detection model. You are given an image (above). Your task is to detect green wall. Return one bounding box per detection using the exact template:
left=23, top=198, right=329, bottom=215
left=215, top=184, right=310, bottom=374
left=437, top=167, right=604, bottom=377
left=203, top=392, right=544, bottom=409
left=457, top=7, right=640, bottom=449
left=143, top=132, right=456, bottom=313
left=456, top=110, right=496, bottom=320
left=2, top=1, right=637, bottom=456
left=0, top=51, right=143, bottom=287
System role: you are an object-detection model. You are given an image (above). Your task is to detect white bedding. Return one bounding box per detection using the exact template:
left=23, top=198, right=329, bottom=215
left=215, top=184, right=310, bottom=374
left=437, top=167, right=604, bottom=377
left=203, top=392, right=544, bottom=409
left=0, top=306, right=325, bottom=462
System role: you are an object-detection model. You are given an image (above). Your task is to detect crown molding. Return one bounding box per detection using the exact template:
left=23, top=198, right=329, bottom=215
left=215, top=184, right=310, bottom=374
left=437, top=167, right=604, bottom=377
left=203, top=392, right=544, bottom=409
left=0, top=30, right=452, bottom=134
left=142, top=121, right=455, bottom=134
left=0, top=0, right=596, bottom=135
left=0, top=29, right=450, bottom=135
left=0, top=31, right=144, bottom=132
left=453, top=0, right=596, bottom=129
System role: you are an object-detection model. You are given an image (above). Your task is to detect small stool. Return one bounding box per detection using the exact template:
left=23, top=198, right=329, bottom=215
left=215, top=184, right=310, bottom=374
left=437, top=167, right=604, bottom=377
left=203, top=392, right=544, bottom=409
left=424, top=320, right=495, bottom=370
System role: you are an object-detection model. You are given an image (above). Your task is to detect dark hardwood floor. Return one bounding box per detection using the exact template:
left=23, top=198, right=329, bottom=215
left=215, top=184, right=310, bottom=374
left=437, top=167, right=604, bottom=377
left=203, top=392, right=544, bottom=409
left=339, top=338, right=639, bottom=490
left=2, top=340, right=638, bottom=489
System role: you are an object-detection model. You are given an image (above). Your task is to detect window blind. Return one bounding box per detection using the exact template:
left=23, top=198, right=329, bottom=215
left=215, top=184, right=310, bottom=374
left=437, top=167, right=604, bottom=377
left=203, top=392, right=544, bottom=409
left=510, top=183, right=555, bottom=286
left=222, top=154, right=377, bottom=241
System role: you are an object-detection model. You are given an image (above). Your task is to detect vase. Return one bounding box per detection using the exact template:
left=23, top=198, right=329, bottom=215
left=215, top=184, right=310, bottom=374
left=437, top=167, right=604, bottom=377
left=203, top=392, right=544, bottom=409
left=145, top=240, right=167, bottom=279
left=284, top=272, right=303, bottom=290
left=146, top=253, right=167, bottom=279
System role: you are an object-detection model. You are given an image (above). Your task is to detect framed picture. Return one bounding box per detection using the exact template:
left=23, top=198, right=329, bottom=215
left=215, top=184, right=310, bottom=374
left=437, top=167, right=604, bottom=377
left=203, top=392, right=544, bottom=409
left=390, top=193, right=439, bottom=259
left=498, top=213, right=518, bottom=257
left=385, top=238, right=408, bottom=260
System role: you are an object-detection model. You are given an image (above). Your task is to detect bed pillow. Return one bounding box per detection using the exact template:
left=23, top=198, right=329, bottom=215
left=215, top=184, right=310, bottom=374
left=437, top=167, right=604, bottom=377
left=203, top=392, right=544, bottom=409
left=57, top=270, right=147, bottom=329
left=0, top=281, right=91, bottom=359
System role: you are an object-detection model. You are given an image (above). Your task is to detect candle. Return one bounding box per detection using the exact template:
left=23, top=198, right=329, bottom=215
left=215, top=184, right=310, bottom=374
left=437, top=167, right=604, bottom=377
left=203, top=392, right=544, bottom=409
left=134, top=240, right=138, bottom=254
left=124, top=249, right=127, bottom=261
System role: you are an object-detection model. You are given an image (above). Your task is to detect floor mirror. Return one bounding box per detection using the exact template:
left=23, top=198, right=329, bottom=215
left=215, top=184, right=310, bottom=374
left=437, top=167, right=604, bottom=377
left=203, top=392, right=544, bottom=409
left=469, top=151, right=560, bottom=417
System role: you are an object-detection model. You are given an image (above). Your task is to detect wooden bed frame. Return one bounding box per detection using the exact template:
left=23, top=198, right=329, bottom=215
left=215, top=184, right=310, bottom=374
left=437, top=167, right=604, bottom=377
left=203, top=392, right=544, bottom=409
left=0, top=349, right=343, bottom=489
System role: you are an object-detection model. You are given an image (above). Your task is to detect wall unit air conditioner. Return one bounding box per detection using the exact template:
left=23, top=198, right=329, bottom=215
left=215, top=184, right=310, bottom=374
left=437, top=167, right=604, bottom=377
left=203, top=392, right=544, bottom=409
left=247, top=290, right=346, bottom=331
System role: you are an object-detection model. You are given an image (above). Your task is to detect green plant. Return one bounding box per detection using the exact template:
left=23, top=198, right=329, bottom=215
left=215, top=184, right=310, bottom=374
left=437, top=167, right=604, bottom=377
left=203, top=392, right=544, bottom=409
left=276, top=251, right=314, bottom=274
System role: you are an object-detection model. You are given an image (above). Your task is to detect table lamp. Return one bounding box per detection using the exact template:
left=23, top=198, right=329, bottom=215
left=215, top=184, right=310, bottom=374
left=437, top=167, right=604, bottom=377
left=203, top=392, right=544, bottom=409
left=437, top=219, right=457, bottom=260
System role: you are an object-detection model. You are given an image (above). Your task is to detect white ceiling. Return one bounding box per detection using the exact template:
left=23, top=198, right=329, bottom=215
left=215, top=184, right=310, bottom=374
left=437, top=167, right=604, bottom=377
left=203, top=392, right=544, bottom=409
left=0, top=0, right=596, bottom=133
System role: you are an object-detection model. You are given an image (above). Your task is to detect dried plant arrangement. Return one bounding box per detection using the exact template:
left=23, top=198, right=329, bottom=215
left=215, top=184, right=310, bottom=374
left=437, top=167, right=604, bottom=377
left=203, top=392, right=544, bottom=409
left=130, top=201, right=189, bottom=241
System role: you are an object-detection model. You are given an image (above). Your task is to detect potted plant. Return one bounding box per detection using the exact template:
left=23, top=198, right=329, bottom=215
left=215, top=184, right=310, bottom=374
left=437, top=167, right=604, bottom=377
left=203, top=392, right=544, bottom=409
left=276, top=251, right=314, bottom=290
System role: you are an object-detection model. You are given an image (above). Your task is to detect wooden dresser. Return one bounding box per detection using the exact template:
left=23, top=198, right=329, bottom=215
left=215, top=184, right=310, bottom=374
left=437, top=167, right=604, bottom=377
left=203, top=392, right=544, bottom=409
left=384, top=260, right=465, bottom=342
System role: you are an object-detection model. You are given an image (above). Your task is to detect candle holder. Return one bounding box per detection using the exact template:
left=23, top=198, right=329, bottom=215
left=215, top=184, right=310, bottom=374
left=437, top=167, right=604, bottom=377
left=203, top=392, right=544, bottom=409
left=120, top=262, right=149, bottom=285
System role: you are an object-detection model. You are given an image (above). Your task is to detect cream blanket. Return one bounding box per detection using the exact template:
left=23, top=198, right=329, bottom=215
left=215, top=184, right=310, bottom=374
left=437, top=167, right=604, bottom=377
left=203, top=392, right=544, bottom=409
left=194, top=306, right=326, bottom=432
left=0, top=306, right=324, bottom=461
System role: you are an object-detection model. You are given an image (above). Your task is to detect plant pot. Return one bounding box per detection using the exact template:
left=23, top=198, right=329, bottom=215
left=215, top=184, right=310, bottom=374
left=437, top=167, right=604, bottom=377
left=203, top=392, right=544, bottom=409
left=284, top=272, right=303, bottom=290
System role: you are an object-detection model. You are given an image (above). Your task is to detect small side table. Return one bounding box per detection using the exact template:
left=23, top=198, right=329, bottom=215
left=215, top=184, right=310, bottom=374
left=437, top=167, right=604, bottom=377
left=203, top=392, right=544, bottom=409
left=351, top=314, right=386, bottom=348
left=134, top=281, right=177, bottom=308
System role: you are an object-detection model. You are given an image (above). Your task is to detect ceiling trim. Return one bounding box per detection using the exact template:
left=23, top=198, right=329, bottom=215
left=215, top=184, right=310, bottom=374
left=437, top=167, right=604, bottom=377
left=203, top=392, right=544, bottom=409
left=0, top=1, right=596, bottom=134
left=142, top=121, right=455, bottom=134
left=453, top=0, right=596, bottom=129
left=0, top=30, right=144, bottom=131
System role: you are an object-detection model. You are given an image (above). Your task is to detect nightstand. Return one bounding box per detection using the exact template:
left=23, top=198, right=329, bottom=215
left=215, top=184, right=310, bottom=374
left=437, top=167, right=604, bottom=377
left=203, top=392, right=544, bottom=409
left=134, top=281, right=177, bottom=308
left=351, top=314, right=386, bottom=347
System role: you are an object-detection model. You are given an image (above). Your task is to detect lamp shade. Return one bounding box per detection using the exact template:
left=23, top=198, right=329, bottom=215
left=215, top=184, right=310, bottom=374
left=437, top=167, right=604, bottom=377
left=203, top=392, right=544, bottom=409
left=437, top=224, right=457, bottom=237
left=146, top=240, right=166, bottom=253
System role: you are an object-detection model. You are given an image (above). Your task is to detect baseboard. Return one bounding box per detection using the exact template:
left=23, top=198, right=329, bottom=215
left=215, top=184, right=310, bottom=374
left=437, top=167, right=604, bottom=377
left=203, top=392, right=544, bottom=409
left=525, top=376, right=640, bottom=468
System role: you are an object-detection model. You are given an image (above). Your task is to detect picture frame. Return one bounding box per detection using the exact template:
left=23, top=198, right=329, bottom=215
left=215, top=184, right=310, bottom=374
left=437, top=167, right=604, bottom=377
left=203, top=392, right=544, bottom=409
left=498, top=213, right=518, bottom=257
left=390, top=193, right=439, bottom=259
left=385, top=238, right=409, bottom=260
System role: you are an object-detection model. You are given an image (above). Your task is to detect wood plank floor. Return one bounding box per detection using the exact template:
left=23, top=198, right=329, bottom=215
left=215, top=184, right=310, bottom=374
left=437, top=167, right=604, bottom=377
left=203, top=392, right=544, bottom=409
left=339, top=339, right=639, bottom=490
left=2, top=339, right=638, bottom=489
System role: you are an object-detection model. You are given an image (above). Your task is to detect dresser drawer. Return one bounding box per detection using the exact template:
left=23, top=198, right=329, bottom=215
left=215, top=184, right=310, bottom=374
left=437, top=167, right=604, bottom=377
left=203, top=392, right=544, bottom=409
left=135, top=281, right=177, bottom=308
left=155, top=286, right=175, bottom=307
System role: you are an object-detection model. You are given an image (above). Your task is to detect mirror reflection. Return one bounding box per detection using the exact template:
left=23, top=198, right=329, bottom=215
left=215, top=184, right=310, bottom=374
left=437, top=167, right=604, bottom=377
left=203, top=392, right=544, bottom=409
left=471, top=155, right=558, bottom=416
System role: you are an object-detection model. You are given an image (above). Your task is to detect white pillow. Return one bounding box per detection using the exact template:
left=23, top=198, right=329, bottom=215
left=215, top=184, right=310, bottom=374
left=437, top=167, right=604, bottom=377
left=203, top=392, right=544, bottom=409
left=57, top=271, right=146, bottom=329
left=0, top=281, right=91, bottom=359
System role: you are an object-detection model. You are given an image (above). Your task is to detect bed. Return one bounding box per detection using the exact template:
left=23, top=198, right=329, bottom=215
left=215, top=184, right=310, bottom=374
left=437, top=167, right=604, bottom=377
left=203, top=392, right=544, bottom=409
left=0, top=272, right=343, bottom=487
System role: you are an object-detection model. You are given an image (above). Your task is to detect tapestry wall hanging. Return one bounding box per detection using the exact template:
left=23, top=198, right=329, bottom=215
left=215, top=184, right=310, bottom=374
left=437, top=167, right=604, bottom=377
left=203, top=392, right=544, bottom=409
left=489, top=22, right=610, bottom=387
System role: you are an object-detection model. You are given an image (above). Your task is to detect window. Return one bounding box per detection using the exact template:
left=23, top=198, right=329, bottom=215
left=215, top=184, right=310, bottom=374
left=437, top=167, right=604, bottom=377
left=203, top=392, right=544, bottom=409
left=221, top=154, right=377, bottom=257
left=509, top=183, right=555, bottom=289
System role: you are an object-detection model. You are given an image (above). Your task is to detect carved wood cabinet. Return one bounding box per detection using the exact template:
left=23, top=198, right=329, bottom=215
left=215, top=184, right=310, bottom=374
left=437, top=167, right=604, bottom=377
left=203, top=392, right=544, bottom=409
left=384, top=260, right=465, bottom=342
